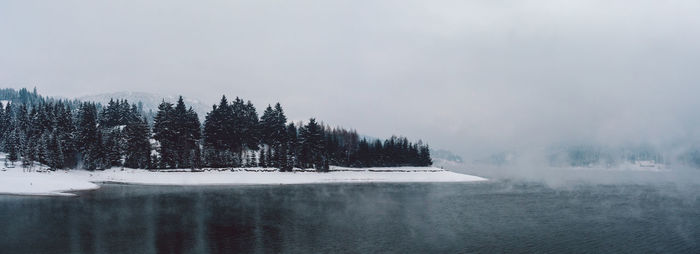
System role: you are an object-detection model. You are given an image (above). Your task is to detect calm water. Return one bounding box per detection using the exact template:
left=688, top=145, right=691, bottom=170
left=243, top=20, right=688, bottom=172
left=1, top=182, right=700, bottom=253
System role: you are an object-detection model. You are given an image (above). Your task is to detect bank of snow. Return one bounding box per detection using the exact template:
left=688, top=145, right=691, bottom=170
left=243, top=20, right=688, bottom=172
left=0, top=165, right=487, bottom=196
left=0, top=169, right=100, bottom=196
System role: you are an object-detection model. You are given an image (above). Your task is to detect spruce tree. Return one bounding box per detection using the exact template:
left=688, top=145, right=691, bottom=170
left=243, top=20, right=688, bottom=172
left=173, top=96, right=189, bottom=167
left=203, top=103, right=222, bottom=167
left=286, top=123, right=299, bottom=168
left=104, top=130, right=123, bottom=167
left=183, top=107, right=201, bottom=168
left=248, top=151, right=257, bottom=167
left=77, top=103, right=100, bottom=170
left=46, top=132, right=64, bottom=169
left=124, top=116, right=151, bottom=169
left=203, top=96, right=231, bottom=167
left=243, top=101, right=259, bottom=151
left=259, top=148, right=267, bottom=168
left=6, top=129, right=19, bottom=165
left=0, top=103, right=4, bottom=146
left=0, top=103, right=12, bottom=152
left=56, top=103, right=77, bottom=168
left=419, top=144, right=432, bottom=166
left=299, top=118, right=326, bottom=171
left=259, top=105, right=275, bottom=147
left=153, top=100, right=175, bottom=169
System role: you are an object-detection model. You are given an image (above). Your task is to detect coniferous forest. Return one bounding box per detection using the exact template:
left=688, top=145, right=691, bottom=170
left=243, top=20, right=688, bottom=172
left=0, top=88, right=432, bottom=171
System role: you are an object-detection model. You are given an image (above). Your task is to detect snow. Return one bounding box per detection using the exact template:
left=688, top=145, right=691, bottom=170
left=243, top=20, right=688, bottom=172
left=79, top=167, right=486, bottom=186
left=0, top=169, right=100, bottom=196
left=0, top=155, right=487, bottom=196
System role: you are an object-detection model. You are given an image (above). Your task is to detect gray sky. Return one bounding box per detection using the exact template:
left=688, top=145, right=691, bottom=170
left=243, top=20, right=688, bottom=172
left=2, top=0, right=700, bottom=159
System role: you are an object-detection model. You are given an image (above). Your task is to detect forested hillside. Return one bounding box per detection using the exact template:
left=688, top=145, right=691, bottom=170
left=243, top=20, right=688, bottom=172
left=0, top=88, right=432, bottom=171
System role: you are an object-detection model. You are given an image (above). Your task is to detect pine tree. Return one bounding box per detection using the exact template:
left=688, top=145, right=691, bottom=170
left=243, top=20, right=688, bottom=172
left=279, top=143, right=292, bottom=172
left=273, top=103, right=288, bottom=144
left=21, top=136, right=35, bottom=171
left=0, top=104, right=13, bottom=154
left=94, top=130, right=107, bottom=169
left=46, top=132, right=64, bottom=169
left=259, top=148, right=267, bottom=168
left=6, top=129, right=19, bottom=165
left=419, top=144, right=432, bottom=166
left=286, top=123, right=299, bottom=169
left=259, top=105, right=275, bottom=147
left=104, top=129, right=122, bottom=167
left=299, top=118, right=326, bottom=171
left=183, top=107, right=201, bottom=168
left=173, top=96, right=189, bottom=167
left=77, top=103, right=100, bottom=170
left=248, top=151, right=257, bottom=167
left=0, top=103, right=4, bottom=147
left=203, top=96, right=230, bottom=167
left=243, top=101, right=259, bottom=151
left=56, top=103, right=77, bottom=168
left=153, top=100, right=175, bottom=169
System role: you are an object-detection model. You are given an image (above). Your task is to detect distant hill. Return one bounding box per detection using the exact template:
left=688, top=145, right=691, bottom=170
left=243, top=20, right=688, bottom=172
left=431, top=149, right=464, bottom=163
left=76, top=91, right=211, bottom=120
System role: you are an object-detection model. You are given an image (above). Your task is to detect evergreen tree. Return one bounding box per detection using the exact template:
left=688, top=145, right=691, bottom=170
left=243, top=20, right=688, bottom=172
left=0, top=103, right=12, bottom=152
left=46, top=131, right=64, bottom=169
left=0, top=103, right=4, bottom=146
left=259, top=103, right=288, bottom=169
left=286, top=123, right=299, bottom=169
left=104, top=129, right=123, bottom=167
left=153, top=97, right=201, bottom=169
left=259, top=148, right=267, bottom=168
left=203, top=96, right=231, bottom=167
left=153, top=100, right=176, bottom=168
left=265, top=146, right=273, bottom=168
left=182, top=106, right=202, bottom=168
left=299, top=118, right=326, bottom=171
left=77, top=103, right=100, bottom=170
left=248, top=150, right=257, bottom=167
left=259, top=105, right=276, bottom=147
left=6, top=129, right=19, bottom=165
left=124, top=116, right=151, bottom=169
left=243, top=101, right=260, bottom=151
left=419, top=144, right=432, bottom=166
left=93, top=130, right=107, bottom=169
left=56, top=103, right=77, bottom=168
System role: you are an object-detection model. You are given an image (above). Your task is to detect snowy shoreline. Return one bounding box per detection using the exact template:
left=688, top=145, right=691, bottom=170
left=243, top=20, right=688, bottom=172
left=0, top=166, right=487, bottom=196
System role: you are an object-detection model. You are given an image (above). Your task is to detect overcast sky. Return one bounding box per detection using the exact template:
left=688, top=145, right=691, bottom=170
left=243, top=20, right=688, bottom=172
left=2, top=0, right=700, bottom=159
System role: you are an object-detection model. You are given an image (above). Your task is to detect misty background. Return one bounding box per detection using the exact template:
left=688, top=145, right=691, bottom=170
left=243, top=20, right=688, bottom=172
left=2, top=0, right=700, bottom=169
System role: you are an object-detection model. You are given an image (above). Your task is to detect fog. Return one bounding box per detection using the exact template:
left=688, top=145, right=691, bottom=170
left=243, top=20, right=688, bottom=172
left=2, top=0, right=700, bottom=163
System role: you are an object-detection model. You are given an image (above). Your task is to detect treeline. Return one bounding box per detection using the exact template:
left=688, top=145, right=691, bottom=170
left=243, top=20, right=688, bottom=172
left=0, top=89, right=431, bottom=171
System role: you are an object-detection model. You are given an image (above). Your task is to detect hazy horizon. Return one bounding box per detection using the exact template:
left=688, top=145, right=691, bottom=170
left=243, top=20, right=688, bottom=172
left=3, top=0, right=700, bottom=160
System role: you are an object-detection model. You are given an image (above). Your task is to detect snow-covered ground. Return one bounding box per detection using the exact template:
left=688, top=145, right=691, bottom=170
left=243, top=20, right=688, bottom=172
left=0, top=158, right=487, bottom=196
left=0, top=169, right=100, bottom=196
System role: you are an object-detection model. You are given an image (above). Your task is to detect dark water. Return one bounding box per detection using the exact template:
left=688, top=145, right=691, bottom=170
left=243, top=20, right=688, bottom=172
left=1, top=182, right=700, bottom=253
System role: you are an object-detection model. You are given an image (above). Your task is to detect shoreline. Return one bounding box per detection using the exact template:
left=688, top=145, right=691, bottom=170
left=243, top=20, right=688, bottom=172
left=0, top=167, right=487, bottom=196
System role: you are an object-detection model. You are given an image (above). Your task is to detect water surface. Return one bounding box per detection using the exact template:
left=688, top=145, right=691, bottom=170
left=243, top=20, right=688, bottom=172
left=1, top=182, right=699, bottom=253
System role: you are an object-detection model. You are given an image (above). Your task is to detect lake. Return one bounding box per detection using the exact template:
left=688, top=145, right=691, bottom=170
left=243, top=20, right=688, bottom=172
left=1, top=182, right=699, bottom=253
